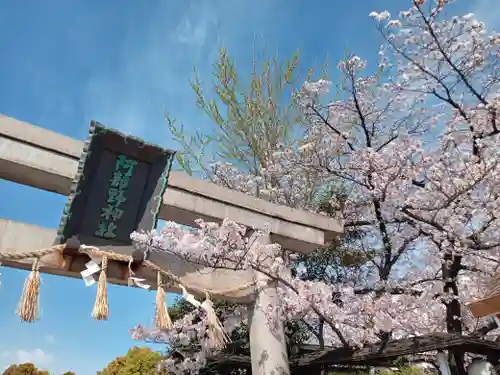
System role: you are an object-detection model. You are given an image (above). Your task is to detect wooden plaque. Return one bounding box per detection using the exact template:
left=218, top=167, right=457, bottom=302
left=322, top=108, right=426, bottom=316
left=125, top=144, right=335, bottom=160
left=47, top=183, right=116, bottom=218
left=54, top=121, right=175, bottom=248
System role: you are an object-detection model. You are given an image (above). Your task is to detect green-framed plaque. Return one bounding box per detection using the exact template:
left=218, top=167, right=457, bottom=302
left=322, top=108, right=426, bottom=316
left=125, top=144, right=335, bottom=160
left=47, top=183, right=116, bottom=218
left=54, top=120, right=175, bottom=249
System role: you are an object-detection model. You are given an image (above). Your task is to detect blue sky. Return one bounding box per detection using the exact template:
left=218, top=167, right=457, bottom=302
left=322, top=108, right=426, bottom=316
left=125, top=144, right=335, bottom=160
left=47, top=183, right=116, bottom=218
left=0, top=0, right=498, bottom=373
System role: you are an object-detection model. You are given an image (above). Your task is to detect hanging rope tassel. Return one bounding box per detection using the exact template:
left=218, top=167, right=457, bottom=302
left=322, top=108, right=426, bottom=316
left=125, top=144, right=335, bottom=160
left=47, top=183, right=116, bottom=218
left=201, top=292, right=230, bottom=351
left=17, top=258, right=41, bottom=323
left=92, top=255, right=109, bottom=320
left=155, top=272, right=172, bottom=330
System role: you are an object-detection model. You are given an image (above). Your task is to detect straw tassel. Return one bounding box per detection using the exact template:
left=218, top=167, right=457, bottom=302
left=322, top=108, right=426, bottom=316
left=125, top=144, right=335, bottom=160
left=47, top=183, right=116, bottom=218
left=17, top=258, right=41, bottom=323
left=201, top=292, right=230, bottom=351
left=92, top=255, right=109, bottom=320
left=155, top=272, right=172, bottom=330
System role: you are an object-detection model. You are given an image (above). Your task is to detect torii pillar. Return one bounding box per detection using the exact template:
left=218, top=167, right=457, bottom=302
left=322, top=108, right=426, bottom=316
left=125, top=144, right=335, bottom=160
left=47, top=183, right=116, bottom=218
left=247, top=232, right=290, bottom=375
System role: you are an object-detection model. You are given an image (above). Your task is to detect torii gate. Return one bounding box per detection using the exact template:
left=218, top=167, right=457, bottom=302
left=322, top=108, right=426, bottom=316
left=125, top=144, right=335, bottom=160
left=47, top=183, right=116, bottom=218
left=0, top=114, right=343, bottom=375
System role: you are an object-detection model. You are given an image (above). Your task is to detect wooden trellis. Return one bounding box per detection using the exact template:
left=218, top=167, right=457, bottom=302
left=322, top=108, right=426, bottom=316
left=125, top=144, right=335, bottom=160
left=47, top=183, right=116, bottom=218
left=202, top=333, right=500, bottom=373
left=468, top=273, right=500, bottom=320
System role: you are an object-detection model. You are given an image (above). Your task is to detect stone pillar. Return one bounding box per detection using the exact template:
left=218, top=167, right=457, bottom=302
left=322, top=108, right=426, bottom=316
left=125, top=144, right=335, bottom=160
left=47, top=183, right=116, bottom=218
left=247, top=232, right=290, bottom=375
left=467, top=359, right=495, bottom=375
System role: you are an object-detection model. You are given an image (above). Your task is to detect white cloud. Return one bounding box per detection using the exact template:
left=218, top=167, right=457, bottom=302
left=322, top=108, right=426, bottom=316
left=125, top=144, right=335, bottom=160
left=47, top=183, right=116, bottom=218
left=472, top=0, right=500, bottom=30
left=0, top=348, right=54, bottom=371
left=44, top=334, right=55, bottom=344
left=175, top=17, right=212, bottom=47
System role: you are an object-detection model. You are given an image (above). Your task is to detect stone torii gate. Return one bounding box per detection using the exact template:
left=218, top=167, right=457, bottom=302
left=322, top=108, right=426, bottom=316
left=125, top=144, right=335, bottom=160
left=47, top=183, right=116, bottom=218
left=0, top=114, right=343, bottom=375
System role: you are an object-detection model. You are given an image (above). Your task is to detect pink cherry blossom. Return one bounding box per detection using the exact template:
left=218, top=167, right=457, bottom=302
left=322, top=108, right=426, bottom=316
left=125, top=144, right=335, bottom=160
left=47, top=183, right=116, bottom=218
left=131, top=1, right=500, bottom=372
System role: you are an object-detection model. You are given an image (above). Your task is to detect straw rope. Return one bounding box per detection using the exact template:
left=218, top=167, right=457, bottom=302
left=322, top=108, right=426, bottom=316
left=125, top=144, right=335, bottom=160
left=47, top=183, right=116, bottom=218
left=155, top=272, right=172, bottom=329
left=0, top=243, right=259, bottom=352
left=0, top=246, right=64, bottom=261
left=91, top=255, right=109, bottom=320
left=0, top=244, right=259, bottom=297
left=17, top=258, right=41, bottom=322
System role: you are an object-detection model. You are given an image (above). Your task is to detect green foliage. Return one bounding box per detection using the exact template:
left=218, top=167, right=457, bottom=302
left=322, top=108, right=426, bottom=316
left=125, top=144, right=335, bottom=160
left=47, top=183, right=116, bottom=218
left=62, top=372, right=76, bottom=375
left=328, top=370, right=368, bottom=375
left=1, top=363, right=49, bottom=375
left=379, top=366, right=426, bottom=375
left=97, top=347, right=166, bottom=375
left=167, top=297, right=196, bottom=321
left=167, top=47, right=306, bottom=178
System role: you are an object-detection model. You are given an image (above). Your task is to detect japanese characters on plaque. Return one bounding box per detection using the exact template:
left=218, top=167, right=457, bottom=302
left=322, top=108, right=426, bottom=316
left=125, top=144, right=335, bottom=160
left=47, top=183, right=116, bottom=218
left=54, top=120, right=176, bottom=248
left=95, top=155, right=138, bottom=239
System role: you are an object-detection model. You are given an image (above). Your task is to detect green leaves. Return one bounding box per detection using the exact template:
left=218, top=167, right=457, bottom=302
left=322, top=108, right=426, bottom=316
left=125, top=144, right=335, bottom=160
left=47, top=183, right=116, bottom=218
left=97, top=347, right=166, bottom=375
left=166, top=47, right=305, bottom=177
left=1, top=363, right=52, bottom=375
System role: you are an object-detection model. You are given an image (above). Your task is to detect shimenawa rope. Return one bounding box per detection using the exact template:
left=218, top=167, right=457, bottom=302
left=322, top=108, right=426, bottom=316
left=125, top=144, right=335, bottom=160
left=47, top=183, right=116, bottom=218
left=0, top=244, right=259, bottom=350
left=0, top=245, right=258, bottom=294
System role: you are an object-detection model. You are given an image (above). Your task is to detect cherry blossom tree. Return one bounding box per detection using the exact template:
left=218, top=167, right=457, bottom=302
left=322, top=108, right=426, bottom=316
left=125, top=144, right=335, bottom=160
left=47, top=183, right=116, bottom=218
left=131, top=1, right=500, bottom=374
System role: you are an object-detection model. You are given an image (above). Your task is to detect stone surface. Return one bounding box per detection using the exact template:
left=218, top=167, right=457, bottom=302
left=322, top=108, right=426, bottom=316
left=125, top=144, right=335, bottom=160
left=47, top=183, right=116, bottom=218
left=0, top=114, right=343, bottom=253
left=248, top=232, right=290, bottom=375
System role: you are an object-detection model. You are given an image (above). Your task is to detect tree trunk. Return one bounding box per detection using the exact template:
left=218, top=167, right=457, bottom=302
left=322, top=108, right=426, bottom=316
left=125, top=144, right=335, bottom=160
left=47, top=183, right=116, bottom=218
left=442, top=253, right=466, bottom=375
